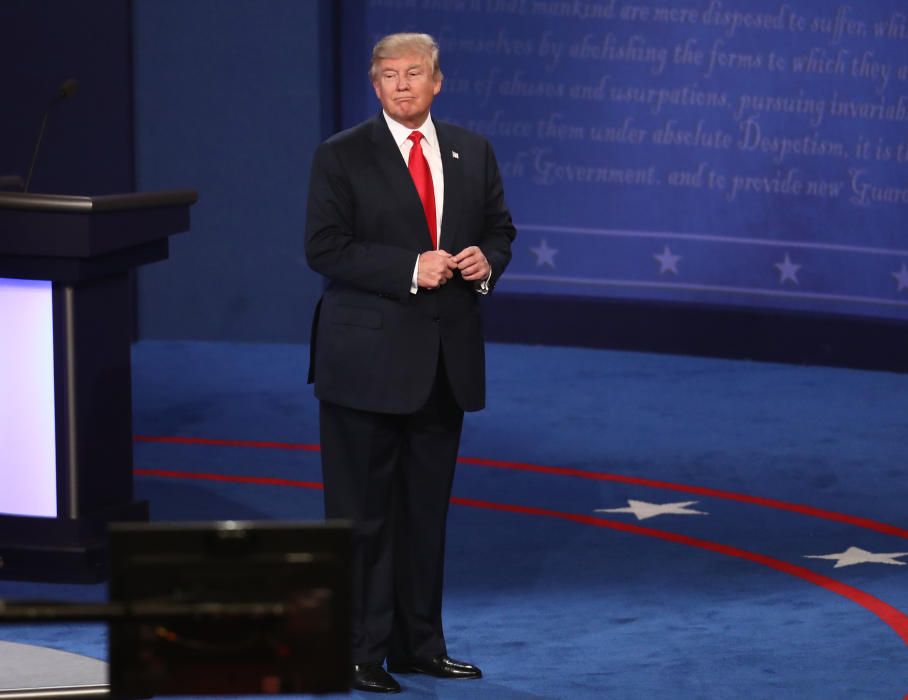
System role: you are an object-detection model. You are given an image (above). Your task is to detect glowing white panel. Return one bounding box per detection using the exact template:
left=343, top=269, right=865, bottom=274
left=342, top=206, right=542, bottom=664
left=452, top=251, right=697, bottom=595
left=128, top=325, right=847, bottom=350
left=0, top=278, right=57, bottom=517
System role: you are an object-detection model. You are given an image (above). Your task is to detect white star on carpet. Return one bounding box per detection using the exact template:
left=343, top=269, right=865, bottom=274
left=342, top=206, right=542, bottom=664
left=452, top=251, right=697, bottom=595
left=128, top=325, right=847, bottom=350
left=595, top=499, right=708, bottom=521
left=774, top=253, right=801, bottom=285
left=892, top=263, right=908, bottom=292
left=804, top=546, right=908, bottom=568
left=654, top=246, right=681, bottom=274
left=530, top=239, right=558, bottom=268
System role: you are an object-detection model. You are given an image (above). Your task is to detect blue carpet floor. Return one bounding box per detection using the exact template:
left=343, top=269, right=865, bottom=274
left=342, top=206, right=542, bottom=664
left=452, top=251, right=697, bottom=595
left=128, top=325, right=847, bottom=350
left=1, top=340, right=907, bottom=699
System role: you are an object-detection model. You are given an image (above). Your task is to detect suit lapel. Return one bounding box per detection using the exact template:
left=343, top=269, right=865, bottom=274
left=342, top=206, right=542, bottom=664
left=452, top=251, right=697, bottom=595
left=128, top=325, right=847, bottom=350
left=435, top=121, right=463, bottom=255
left=369, top=114, right=434, bottom=250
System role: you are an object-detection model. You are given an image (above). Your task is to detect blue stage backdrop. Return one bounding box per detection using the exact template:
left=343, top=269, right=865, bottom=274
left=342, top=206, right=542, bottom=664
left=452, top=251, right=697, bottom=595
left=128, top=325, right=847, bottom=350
left=346, top=0, right=908, bottom=322
left=133, top=0, right=332, bottom=342
left=0, top=0, right=134, bottom=197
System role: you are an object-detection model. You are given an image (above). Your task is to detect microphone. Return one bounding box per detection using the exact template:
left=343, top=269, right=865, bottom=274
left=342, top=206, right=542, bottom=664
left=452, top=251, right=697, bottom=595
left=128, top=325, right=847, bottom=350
left=24, top=78, right=79, bottom=193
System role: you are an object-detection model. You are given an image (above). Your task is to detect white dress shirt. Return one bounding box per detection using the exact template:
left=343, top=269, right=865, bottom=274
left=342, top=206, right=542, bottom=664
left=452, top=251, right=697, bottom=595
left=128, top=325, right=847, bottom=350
left=383, top=110, right=490, bottom=294
left=384, top=111, right=444, bottom=241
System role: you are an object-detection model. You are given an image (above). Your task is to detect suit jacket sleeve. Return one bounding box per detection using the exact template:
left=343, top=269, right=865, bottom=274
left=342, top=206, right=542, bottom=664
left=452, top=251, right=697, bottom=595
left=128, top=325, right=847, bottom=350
left=477, top=139, right=516, bottom=292
left=305, top=140, right=416, bottom=300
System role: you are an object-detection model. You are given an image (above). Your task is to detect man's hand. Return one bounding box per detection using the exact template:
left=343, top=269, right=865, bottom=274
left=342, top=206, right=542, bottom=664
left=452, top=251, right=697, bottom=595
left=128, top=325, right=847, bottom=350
left=453, top=246, right=490, bottom=282
left=418, top=250, right=458, bottom=289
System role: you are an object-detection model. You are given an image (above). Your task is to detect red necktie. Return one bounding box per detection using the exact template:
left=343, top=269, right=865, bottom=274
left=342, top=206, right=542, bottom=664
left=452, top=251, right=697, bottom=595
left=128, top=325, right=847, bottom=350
left=407, top=131, right=437, bottom=249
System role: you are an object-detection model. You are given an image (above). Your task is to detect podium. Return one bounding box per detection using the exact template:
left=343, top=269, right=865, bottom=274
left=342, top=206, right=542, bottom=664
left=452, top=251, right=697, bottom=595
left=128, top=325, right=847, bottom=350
left=0, top=190, right=197, bottom=582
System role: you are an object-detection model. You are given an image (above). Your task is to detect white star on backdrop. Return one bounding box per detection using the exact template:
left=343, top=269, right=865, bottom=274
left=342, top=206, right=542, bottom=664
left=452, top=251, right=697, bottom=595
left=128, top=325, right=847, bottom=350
left=596, top=499, right=708, bottom=521
left=654, top=246, right=681, bottom=274
left=530, top=239, right=558, bottom=268
left=804, top=546, right=908, bottom=568
left=893, top=263, right=908, bottom=292
left=774, top=253, right=801, bottom=286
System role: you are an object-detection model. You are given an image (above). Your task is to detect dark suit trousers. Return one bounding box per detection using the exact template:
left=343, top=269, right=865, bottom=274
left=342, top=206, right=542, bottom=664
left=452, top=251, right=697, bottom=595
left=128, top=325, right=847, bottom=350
left=319, top=358, right=464, bottom=665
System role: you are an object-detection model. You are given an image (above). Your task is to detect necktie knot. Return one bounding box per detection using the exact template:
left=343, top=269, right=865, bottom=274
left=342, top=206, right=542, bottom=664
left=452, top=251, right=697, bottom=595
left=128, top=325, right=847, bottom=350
left=408, top=131, right=424, bottom=145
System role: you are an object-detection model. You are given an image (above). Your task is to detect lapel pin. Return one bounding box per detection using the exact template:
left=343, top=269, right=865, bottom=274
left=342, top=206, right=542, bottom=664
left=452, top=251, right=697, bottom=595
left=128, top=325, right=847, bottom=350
left=452, top=151, right=459, bottom=159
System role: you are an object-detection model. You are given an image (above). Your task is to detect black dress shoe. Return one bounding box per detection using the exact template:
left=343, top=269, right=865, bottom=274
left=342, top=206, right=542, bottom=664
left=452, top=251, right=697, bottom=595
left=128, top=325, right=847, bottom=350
left=352, top=664, right=401, bottom=693
left=387, top=654, right=482, bottom=679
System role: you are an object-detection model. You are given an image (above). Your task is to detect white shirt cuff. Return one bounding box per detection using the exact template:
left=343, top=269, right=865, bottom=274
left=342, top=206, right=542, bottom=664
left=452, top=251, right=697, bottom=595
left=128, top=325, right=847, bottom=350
left=410, top=256, right=419, bottom=294
left=475, top=267, right=492, bottom=295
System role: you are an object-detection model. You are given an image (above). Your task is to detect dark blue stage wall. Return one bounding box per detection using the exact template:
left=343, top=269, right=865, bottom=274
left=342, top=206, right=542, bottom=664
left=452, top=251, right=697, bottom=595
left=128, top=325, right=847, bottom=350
left=133, top=0, right=332, bottom=342
left=0, top=0, right=134, bottom=196
left=346, top=0, right=908, bottom=323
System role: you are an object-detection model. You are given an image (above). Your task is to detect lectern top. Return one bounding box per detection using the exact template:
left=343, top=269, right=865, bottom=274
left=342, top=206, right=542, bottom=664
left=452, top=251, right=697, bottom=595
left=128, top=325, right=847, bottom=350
left=0, top=188, right=197, bottom=279
left=0, top=189, right=198, bottom=213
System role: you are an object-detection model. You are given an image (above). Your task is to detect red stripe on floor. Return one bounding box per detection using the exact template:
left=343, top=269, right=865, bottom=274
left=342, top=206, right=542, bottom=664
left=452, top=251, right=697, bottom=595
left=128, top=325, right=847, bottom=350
left=450, top=496, right=908, bottom=649
left=134, top=434, right=908, bottom=539
left=134, top=467, right=323, bottom=490
left=132, top=466, right=908, bottom=650
left=134, top=435, right=320, bottom=451
left=458, top=456, right=908, bottom=540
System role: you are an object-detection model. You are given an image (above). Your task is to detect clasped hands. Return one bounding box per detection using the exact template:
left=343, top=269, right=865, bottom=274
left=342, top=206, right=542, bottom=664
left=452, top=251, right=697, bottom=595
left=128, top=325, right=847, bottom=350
left=417, top=246, right=489, bottom=289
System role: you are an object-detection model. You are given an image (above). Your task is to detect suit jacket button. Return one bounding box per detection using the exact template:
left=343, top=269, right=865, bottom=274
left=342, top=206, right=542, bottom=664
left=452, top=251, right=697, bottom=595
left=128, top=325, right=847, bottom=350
left=432, top=315, right=440, bottom=322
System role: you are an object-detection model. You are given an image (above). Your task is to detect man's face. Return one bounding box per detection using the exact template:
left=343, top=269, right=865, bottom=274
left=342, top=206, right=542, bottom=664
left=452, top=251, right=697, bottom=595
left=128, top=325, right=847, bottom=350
left=372, top=53, right=442, bottom=129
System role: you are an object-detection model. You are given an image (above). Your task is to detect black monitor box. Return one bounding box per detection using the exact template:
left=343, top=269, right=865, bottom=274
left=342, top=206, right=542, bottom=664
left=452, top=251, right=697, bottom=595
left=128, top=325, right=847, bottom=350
left=107, top=520, right=352, bottom=696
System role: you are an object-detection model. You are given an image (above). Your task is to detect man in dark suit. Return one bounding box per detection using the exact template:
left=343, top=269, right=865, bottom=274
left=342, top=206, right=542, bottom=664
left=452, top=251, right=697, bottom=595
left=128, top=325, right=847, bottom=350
left=305, top=32, right=516, bottom=694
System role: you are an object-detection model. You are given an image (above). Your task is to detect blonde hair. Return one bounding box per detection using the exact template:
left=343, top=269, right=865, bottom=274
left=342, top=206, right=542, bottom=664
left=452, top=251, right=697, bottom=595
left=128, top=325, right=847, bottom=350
left=370, top=32, right=443, bottom=81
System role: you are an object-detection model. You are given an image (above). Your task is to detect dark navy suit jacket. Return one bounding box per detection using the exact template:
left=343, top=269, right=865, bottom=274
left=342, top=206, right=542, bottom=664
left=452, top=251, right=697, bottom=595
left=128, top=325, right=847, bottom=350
left=305, top=113, right=516, bottom=414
